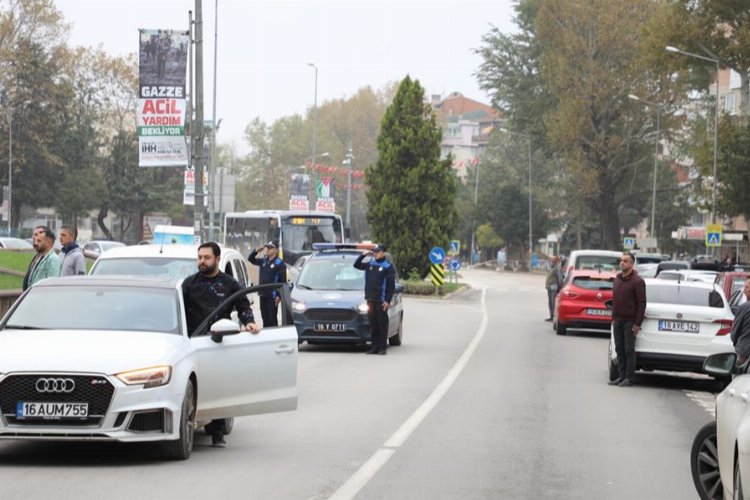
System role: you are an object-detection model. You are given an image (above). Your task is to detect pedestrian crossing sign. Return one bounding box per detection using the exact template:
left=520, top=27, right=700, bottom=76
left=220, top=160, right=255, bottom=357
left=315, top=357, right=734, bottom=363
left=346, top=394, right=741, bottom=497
left=623, top=237, right=635, bottom=250
left=449, top=240, right=460, bottom=255
left=706, top=224, right=722, bottom=247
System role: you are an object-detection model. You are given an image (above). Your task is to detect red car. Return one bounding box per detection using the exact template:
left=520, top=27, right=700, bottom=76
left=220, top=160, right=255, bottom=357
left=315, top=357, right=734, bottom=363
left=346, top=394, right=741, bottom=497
left=716, top=271, right=750, bottom=303
left=553, top=270, right=617, bottom=335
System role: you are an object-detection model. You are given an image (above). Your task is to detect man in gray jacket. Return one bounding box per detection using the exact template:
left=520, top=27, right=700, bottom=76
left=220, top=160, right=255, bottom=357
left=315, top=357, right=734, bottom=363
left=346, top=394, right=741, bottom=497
left=59, top=225, right=86, bottom=277
left=731, top=278, right=750, bottom=364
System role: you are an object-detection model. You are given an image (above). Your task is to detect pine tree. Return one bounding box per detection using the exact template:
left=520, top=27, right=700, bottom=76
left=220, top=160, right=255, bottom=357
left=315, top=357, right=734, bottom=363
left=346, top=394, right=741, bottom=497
left=366, top=76, right=457, bottom=277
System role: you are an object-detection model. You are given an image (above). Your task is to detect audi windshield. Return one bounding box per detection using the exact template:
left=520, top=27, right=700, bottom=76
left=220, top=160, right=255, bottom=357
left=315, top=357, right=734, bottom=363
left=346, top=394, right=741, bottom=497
left=2, top=286, right=181, bottom=334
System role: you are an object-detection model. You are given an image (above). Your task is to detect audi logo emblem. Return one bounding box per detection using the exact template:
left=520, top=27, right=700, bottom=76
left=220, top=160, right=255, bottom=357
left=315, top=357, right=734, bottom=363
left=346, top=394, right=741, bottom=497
left=35, top=378, right=75, bottom=393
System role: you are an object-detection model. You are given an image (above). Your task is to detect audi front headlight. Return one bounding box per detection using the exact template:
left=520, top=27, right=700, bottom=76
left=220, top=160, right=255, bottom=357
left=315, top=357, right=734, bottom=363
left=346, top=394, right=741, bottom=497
left=116, top=366, right=172, bottom=388
left=357, top=301, right=369, bottom=314
left=292, top=300, right=307, bottom=312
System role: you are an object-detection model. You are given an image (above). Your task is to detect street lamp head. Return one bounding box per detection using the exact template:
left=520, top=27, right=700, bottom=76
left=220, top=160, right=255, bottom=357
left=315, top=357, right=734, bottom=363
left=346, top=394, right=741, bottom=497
left=665, top=46, right=679, bottom=53
left=306, top=62, right=316, bottom=68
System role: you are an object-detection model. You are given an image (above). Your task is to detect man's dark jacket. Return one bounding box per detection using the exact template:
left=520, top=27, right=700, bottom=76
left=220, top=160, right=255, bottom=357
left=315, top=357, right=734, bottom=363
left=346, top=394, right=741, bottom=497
left=353, top=254, right=395, bottom=303
left=612, top=271, right=647, bottom=326
left=182, top=271, right=255, bottom=335
left=731, top=300, right=750, bottom=361
left=248, top=249, right=287, bottom=298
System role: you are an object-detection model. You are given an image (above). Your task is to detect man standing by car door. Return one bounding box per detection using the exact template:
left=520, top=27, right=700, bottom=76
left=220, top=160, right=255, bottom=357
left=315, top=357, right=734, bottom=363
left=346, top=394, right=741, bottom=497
left=609, top=252, right=647, bottom=387
left=354, top=244, right=395, bottom=355
left=182, top=242, right=261, bottom=448
left=248, top=240, right=287, bottom=327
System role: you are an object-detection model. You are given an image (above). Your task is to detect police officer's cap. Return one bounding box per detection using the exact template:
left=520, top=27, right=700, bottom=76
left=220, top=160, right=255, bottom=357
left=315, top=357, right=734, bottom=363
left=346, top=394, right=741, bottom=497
left=373, top=244, right=386, bottom=252
left=265, top=240, right=278, bottom=249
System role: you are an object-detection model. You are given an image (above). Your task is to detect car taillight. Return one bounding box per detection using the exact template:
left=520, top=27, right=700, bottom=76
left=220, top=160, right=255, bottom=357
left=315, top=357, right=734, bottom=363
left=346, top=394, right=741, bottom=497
left=714, top=319, right=733, bottom=336
left=562, top=289, right=580, bottom=299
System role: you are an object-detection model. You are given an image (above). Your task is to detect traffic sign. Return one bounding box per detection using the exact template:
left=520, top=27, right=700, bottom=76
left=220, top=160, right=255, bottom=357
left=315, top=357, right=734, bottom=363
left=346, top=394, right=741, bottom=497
left=706, top=224, right=722, bottom=247
left=449, top=240, right=460, bottom=255
left=429, top=247, right=446, bottom=265
left=449, top=259, right=461, bottom=271
left=623, top=237, right=635, bottom=250
left=430, top=263, right=445, bottom=286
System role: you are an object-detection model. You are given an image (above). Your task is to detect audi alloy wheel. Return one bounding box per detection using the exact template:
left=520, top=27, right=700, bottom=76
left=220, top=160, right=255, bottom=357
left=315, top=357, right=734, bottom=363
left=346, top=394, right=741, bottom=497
left=163, top=380, right=195, bottom=460
left=691, top=421, right=724, bottom=500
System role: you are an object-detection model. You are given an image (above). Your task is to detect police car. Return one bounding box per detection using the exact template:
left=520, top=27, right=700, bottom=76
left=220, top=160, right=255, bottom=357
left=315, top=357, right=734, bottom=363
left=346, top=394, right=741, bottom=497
left=291, top=243, right=405, bottom=346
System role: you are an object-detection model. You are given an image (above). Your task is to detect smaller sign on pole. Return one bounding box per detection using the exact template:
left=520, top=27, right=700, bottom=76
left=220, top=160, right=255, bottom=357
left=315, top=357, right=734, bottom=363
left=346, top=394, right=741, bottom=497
left=623, top=237, right=635, bottom=250
left=449, top=240, right=460, bottom=256
left=430, top=263, right=445, bottom=287
left=706, top=224, right=722, bottom=247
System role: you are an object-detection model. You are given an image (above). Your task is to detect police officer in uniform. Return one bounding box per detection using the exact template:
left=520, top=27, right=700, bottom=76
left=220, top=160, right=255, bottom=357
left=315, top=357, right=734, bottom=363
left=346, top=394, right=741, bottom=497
left=248, top=240, right=287, bottom=327
left=353, top=244, right=396, bottom=355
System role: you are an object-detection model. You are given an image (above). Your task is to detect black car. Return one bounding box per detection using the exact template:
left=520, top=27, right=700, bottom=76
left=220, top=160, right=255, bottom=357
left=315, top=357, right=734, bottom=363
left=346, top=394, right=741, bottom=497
left=291, top=245, right=404, bottom=346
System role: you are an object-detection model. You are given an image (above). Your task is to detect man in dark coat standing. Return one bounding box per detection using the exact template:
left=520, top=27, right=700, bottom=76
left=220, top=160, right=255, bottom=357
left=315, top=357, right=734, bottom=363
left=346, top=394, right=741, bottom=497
left=609, top=252, right=647, bottom=387
left=731, top=278, right=750, bottom=366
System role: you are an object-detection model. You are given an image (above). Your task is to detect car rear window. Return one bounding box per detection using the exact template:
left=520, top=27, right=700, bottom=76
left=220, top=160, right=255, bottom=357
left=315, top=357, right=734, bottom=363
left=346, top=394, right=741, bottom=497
left=647, top=284, right=725, bottom=308
left=576, top=256, right=620, bottom=271
left=572, top=277, right=614, bottom=290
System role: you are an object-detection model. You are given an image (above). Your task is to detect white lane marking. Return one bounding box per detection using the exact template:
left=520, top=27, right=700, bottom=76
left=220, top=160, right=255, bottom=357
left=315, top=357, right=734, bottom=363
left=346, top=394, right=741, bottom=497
left=685, top=390, right=716, bottom=418
left=328, top=288, right=489, bottom=500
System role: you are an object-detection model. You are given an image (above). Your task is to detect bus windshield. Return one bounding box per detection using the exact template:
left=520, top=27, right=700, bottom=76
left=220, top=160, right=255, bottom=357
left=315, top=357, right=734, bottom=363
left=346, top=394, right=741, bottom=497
left=223, top=211, right=343, bottom=265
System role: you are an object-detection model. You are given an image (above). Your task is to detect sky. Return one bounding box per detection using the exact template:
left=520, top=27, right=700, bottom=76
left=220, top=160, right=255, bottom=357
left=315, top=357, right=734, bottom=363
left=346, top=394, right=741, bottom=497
left=56, top=0, right=517, bottom=151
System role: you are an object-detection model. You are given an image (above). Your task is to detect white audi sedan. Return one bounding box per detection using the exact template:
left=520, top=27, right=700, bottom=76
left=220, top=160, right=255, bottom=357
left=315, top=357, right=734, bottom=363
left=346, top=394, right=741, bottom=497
left=0, top=275, right=298, bottom=460
left=690, top=353, right=747, bottom=499
left=607, top=279, right=734, bottom=381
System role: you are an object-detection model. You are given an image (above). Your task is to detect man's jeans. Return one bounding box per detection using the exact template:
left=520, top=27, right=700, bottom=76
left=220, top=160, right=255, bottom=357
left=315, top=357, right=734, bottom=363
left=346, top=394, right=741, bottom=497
left=613, top=319, right=636, bottom=380
left=547, top=289, right=557, bottom=318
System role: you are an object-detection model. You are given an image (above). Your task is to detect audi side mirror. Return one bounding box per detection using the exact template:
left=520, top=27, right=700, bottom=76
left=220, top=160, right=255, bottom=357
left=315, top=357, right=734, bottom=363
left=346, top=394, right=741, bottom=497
left=209, top=319, right=242, bottom=343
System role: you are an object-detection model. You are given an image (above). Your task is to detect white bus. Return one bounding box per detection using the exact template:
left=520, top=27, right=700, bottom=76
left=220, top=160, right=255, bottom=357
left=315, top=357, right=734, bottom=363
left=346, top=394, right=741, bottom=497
left=223, top=210, right=345, bottom=266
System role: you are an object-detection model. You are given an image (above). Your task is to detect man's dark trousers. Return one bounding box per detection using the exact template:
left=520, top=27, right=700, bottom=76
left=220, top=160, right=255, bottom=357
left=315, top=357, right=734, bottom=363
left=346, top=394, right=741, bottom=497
left=367, top=300, right=389, bottom=349
left=547, top=289, right=557, bottom=318
left=613, top=319, right=636, bottom=380
left=260, top=297, right=278, bottom=327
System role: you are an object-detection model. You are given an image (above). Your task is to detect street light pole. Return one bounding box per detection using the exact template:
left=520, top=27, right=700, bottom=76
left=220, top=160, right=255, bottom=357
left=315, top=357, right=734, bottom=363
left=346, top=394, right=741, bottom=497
left=666, top=46, right=720, bottom=229
left=307, top=62, right=318, bottom=209
left=470, top=160, right=479, bottom=267
left=6, top=108, right=12, bottom=236
left=343, top=147, right=354, bottom=229
left=628, top=94, right=661, bottom=249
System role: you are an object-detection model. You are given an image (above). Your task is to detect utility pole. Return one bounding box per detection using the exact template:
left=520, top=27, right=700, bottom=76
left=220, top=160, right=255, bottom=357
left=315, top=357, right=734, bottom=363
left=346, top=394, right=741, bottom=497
left=207, top=0, right=219, bottom=241
left=193, top=0, right=205, bottom=240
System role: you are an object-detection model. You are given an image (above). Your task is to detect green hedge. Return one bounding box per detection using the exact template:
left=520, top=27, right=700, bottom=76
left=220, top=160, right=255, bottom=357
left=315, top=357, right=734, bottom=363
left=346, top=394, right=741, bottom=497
left=403, top=281, right=466, bottom=296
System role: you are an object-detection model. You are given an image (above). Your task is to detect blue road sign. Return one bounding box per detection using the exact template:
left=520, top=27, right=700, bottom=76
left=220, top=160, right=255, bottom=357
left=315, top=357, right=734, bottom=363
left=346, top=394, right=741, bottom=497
left=449, top=240, right=460, bottom=254
left=449, top=259, right=461, bottom=271
left=430, top=247, right=446, bottom=265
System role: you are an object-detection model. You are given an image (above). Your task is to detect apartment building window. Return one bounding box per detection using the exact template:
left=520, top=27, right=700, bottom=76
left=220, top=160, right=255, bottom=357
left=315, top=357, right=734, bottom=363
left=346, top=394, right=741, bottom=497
left=724, top=92, right=738, bottom=115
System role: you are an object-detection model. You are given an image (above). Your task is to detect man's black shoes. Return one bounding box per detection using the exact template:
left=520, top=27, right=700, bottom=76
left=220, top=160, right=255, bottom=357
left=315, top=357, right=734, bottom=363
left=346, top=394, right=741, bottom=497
left=378, top=347, right=387, bottom=355
left=618, top=379, right=634, bottom=387
left=366, top=347, right=379, bottom=355
left=212, top=433, right=226, bottom=448
left=544, top=317, right=553, bottom=322
left=608, top=378, right=623, bottom=386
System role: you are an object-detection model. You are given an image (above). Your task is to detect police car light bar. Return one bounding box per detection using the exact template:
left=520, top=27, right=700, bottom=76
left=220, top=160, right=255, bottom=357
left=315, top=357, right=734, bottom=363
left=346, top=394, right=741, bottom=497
left=312, top=242, right=377, bottom=251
